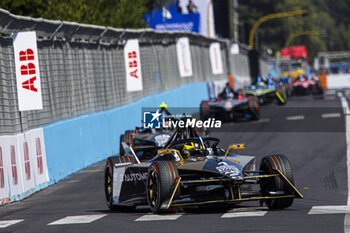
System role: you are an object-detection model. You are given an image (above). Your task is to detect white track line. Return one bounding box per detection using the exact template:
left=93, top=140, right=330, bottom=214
left=48, top=214, right=107, bottom=225
left=286, top=115, right=305, bottom=121
left=337, top=92, right=350, bottom=233
left=322, top=113, right=341, bottom=118
left=135, top=214, right=183, bottom=221
left=221, top=211, right=267, bottom=218
left=0, top=220, right=24, bottom=228
left=338, top=92, right=350, bottom=206
left=252, top=118, right=270, bottom=123
left=326, top=90, right=336, bottom=95
left=308, top=206, right=350, bottom=215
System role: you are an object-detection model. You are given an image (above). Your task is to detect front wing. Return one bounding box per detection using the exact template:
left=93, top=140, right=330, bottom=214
left=161, top=169, right=303, bottom=209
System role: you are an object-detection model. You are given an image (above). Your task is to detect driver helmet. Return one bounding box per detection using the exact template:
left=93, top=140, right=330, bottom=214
left=183, top=142, right=195, bottom=157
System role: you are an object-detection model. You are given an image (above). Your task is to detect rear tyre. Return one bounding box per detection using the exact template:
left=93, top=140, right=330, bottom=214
left=248, top=96, right=260, bottom=120
left=146, top=161, right=179, bottom=214
left=200, top=101, right=210, bottom=120
left=275, top=87, right=287, bottom=105
left=259, top=154, right=294, bottom=209
left=124, top=130, right=133, bottom=146
left=104, top=156, right=136, bottom=211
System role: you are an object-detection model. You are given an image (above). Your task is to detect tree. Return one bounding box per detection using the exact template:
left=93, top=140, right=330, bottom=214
left=0, top=0, right=152, bottom=28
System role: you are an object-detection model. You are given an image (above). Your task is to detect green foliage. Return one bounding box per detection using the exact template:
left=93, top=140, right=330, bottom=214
left=0, top=0, right=152, bottom=28
left=238, top=0, right=350, bottom=60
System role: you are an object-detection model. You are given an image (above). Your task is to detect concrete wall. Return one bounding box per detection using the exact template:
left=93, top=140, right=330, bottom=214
left=43, top=82, right=209, bottom=183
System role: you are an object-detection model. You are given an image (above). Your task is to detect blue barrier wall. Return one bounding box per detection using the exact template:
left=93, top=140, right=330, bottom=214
left=43, top=82, right=209, bottom=183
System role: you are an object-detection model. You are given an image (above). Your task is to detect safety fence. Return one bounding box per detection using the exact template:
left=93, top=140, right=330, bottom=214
left=0, top=9, right=269, bottom=203
left=0, top=8, right=270, bottom=136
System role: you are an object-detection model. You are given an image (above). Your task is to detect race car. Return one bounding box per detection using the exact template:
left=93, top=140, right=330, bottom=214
left=104, top=125, right=303, bottom=213
left=245, top=77, right=287, bottom=105
left=292, top=74, right=323, bottom=95
left=120, top=103, right=208, bottom=160
left=200, top=82, right=260, bottom=121
left=200, top=95, right=260, bottom=122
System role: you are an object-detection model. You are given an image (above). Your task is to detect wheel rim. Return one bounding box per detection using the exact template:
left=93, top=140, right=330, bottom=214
left=105, top=167, right=112, bottom=204
left=147, top=169, right=159, bottom=208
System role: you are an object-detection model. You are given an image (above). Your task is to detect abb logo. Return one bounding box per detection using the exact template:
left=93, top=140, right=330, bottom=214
left=127, top=51, right=139, bottom=79
left=19, top=49, right=37, bottom=92
left=23, top=142, right=31, bottom=181
left=10, top=145, right=18, bottom=185
left=36, top=138, right=43, bottom=175
left=0, top=147, right=4, bottom=189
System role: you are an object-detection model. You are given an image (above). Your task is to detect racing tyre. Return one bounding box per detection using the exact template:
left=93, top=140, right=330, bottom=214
left=275, top=87, right=287, bottom=105
left=125, top=130, right=133, bottom=146
left=200, top=101, right=210, bottom=120
left=104, top=156, right=136, bottom=211
left=146, top=161, right=179, bottom=214
left=312, top=82, right=324, bottom=95
left=259, top=154, right=294, bottom=209
left=248, top=96, right=260, bottom=120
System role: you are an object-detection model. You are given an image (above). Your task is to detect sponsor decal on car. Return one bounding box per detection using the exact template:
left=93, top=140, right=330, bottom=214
left=154, top=134, right=171, bottom=146
left=216, top=162, right=240, bottom=178
left=124, top=172, right=148, bottom=182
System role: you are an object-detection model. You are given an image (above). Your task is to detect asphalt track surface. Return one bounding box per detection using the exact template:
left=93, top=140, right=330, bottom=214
left=1, top=90, right=349, bottom=233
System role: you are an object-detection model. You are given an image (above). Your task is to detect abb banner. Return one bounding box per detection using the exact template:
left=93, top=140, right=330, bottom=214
left=0, top=128, right=49, bottom=202
left=0, top=135, right=22, bottom=199
left=124, top=39, right=143, bottom=92
left=13, top=31, right=43, bottom=111
left=176, top=37, right=193, bottom=77
left=209, top=43, right=223, bottom=75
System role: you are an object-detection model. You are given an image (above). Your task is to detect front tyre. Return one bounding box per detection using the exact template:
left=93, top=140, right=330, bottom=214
left=146, top=161, right=179, bottom=214
left=259, top=154, right=294, bottom=209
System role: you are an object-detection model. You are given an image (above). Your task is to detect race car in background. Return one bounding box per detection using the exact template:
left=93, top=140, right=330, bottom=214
left=245, top=76, right=287, bottom=105
left=200, top=86, right=260, bottom=121
left=120, top=103, right=208, bottom=160
left=104, top=125, right=303, bottom=213
left=292, top=74, right=324, bottom=95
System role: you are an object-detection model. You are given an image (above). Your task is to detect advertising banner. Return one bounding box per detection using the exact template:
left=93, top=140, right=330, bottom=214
left=3, top=136, right=23, bottom=196
left=12, top=31, right=43, bottom=111
left=26, top=128, right=49, bottom=186
left=178, top=0, right=215, bottom=37
left=209, top=43, right=223, bottom=75
left=124, top=39, right=143, bottom=92
left=17, top=134, right=35, bottom=193
left=144, top=4, right=200, bottom=33
left=0, top=137, right=9, bottom=200
left=176, top=37, right=193, bottom=77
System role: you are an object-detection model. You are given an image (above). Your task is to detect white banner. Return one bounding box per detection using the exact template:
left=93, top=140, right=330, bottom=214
left=0, top=137, right=9, bottom=200
left=326, top=74, right=350, bottom=89
left=17, top=133, right=35, bottom=193
left=124, top=39, right=143, bottom=92
left=209, top=43, right=223, bottom=75
left=13, top=31, right=43, bottom=111
left=26, top=128, right=49, bottom=185
left=176, top=37, right=193, bottom=77
left=3, top=136, right=23, bottom=196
